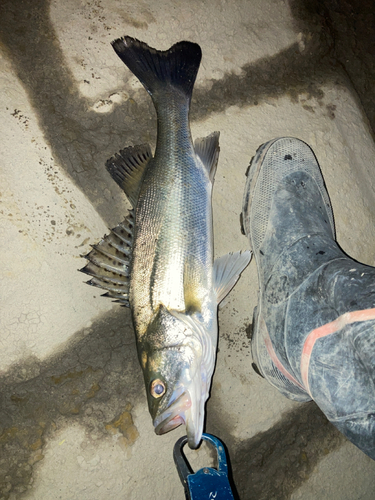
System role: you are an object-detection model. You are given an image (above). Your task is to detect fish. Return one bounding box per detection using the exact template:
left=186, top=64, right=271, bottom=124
left=80, top=36, right=251, bottom=448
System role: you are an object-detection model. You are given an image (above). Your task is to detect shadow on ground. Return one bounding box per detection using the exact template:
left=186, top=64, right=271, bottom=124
left=207, top=395, right=344, bottom=500
left=0, top=308, right=144, bottom=498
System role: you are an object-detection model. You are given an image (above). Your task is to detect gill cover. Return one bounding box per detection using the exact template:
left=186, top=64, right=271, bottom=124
left=141, top=305, right=214, bottom=448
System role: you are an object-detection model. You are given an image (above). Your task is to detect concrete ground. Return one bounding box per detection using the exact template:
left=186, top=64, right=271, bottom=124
left=1, top=0, right=375, bottom=498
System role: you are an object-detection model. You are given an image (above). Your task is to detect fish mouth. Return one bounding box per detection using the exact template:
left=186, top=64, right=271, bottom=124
left=153, top=383, right=206, bottom=449
left=154, top=390, right=191, bottom=435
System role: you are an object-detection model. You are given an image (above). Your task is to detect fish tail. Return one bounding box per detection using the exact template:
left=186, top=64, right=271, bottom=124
left=111, top=36, right=202, bottom=101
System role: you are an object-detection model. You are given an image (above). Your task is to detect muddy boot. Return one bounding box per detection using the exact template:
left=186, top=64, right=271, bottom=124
left=241, top=137, right=375, bottom=459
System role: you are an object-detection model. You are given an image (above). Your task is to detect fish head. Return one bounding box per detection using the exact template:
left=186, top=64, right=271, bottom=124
left=140, top=305, right=215, bottom=449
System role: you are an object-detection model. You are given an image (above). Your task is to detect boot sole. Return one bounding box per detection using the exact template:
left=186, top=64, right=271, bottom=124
left=240, top=138, right=280, bottom=245
left=240, top=137, right=335, bottom=258
left=240, top=138, right=333, bottom=402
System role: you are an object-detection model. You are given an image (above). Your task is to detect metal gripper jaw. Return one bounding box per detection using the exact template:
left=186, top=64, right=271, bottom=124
left=173, top=433, right=236, bottom=500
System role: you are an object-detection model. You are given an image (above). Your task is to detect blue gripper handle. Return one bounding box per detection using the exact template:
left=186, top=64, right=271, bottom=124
left=173, top=433, right=236, bottom=500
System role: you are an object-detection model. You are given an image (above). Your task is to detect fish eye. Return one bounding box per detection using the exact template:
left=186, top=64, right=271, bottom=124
left=150, top=379, right=166, bottom=398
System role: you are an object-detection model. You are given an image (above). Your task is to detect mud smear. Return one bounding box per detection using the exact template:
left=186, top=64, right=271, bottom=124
left=192, top=31, right=334, bottom=122
left=0, top=308, right=144, bottom=499
left=206, top=397, right=344, bottom=500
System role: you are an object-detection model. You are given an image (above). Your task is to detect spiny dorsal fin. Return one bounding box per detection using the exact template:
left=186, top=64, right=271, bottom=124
left=214, top=250, right=252, bottom=304
left=106, top=145, right=152, bottom=207
left=79, top=211, right=134, bottom=306
left=194, top=131, right=220, bottom=182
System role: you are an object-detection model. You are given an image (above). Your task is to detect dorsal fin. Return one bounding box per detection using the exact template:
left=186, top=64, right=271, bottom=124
left=213, top=250, right=252, bottom=304
left=194, top=131, right=220, bottom=182
left=106, top=144, right=152, bottom=207
left=79, top=210, right=134, bottom=306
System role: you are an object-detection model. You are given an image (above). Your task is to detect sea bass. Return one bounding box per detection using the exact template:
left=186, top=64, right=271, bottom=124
left=81, top=37, right=251, bottom=448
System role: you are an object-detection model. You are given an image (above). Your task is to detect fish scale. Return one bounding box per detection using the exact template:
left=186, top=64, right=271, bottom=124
left=134, top=161, right=211, bottom=323
left=80, top=36, right=251, bottom=448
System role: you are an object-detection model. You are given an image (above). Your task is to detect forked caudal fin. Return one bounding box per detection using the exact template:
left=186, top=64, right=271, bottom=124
left=111, top=36, right=202, bottom=101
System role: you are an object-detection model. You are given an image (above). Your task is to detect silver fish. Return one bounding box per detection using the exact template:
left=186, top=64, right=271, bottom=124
left=81, top=37, right=251, bottom=448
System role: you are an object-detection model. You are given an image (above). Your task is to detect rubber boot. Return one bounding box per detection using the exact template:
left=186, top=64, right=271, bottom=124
left=241, top=137, right=375, bottom=459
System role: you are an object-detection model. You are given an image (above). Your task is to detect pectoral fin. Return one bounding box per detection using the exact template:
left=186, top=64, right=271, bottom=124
left=106, top=144, right=152, bottom=207
left=214, top=250, right=252, bottom=304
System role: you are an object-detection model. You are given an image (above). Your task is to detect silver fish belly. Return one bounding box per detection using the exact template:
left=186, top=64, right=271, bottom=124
left=80, top=36, right=251, bottom=448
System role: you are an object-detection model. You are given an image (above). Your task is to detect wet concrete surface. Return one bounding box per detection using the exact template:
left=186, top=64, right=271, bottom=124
left=208, top=400, right=343, bottom=500
left=0, top=309, right=345, bottom=499
left=1, top=0, right=375, bottom=498
left=0, top=308, right=142, bottom=497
